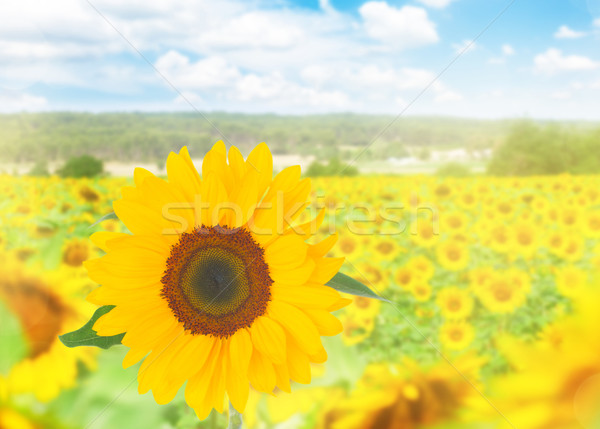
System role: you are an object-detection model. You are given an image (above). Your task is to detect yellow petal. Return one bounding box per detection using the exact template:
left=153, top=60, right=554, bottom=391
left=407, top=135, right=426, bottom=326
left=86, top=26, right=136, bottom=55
left=248, top=350, right=276, bottom=393
left=250, top=317, right=287, bottom=365
left=268, top=301, right=321, bottom=355
left=265, top=235, right=308, bottom=270
left=245, top=142, right=273, bottom=197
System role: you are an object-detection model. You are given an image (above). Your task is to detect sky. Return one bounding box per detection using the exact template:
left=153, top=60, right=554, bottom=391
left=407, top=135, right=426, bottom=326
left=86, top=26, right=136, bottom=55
left=0, top=0, right=599, bottom=119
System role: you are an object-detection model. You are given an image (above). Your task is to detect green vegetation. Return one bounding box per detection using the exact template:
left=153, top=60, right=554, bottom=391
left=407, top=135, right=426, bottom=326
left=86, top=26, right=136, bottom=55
left=57, top=155, right=104, bottom=178
left=0, top=113, right=514, bottom=163
left=305, top=158, right=359, bottom=177
left=487, top=121, right=600, bottom=176
left=435, top=162, right=471, bottom=177
left=28, top=160, right=50, bottom=176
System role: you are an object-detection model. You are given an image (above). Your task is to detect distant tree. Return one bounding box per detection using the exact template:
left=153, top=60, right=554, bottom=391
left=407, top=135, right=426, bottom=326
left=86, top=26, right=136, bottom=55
left=417, top=148, right=431, bottom=161
left=28, top=161, right=50, bottom=176
left=57, top=155, right=104, bottom=178
left=305, top=158, right=359, bottom=177
left=436, top=162, right=471, bottom=177
left=487, top=121, right=600, bottom=176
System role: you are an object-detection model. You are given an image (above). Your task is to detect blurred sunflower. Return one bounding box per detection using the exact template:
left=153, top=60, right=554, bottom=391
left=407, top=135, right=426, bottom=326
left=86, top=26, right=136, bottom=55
left=317, top=355, right=485, bottom=429
left=410, top=281, right=432, bottom=302
left=554, top=265, right=587, bottom=298
left=439, top=320, right=475, bottom=350
left=486, top=290, right=600, bottom=429
left=84, top=143, right=350, bottom=419
left=436, top=287, right=474, bottom=320
left=475, top=270, right=530, bottom=314
left=436, top=241, right=469, bottom=271
left=0, top=254, right=96, bottom=402
left=406, top=255, right=434, bottom=281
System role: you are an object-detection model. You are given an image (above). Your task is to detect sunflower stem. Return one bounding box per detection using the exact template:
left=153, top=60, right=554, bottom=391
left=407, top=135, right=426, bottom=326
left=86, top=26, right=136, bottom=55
left=227, top=402, right=243, bottom=429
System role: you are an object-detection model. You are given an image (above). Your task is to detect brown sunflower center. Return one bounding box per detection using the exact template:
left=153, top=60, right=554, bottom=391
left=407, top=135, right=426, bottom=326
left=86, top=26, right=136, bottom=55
left=161, top=225, right=272, bottom=338
left=1, top=277, right=68, bottom=358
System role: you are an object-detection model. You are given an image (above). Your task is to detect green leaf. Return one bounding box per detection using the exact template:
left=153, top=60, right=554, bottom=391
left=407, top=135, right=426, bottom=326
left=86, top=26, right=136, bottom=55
left=88, top=212, right=118, bottom=229
left=59, top=305, right=124, bottom=349
left=326, top=272, right=389, bottom=302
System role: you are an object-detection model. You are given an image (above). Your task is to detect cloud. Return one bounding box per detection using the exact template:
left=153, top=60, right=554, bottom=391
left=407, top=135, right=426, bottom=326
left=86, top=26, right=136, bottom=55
left=359, top=2, right=439, bottom=50
left=534, top=48, right=599, bottom=74
left=197, top=12, right=304, bottom=49
left=502, top=44, right=515, bottom=56
left=0, top=91, right=48, bottom=112
left=155, top=51, right=242, bottom=89
left=155, top=51, right=349, bottom=111
left=416, top=0, right=456, bottom=9
left=452, top=40, right=477, bottom=55
left=550, top=90, right=571, bottom=100
left=594, top=18, right=600, bottom=27
left=554, top=25, right=586, bottom=39
left=434, top=90, right=463, bottom=103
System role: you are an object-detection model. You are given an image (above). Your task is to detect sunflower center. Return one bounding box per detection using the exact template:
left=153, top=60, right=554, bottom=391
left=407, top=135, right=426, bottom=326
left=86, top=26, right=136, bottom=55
left=161, top=225, right=272, bottom=338
left=180, top=247, right=249, bottom=317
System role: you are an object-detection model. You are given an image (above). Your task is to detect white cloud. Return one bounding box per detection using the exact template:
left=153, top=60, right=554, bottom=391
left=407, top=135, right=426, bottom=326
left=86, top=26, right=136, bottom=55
left=594, top=18, right=600, bottom=27
left=452, top=39, right=477, bottom=55
left=359, top=2, right=439, bottom=50
left=554, top=25, right=586, bottom=39
left=198, top=12, right=303, bottom=49
left=534, top=48, right=599, bottom=74
left=550, top=90, right=571, bottom=100
left=434, top=90, right=462, bottom=103
left=502, top=44, right=515, bottom=56
left=155, top=52, right=242, bottom=89
left=416, top=0, right=455, bottom=9
left=155, top=51, right=349, bottom=111
left=0, top=91, right=48, bottom=112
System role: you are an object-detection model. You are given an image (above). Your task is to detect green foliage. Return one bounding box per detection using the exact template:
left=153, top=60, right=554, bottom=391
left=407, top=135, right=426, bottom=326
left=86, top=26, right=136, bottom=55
left=326, top=272, right=388, bottom=301
left=59, top=305, right=124, bottom=349
left=28, top=160, right=50, bottom=176
left=305, top=158, right=359, bottom=177
left=57, top=154, right=104, bottom=178
left=488, top=121, right=600, bottom=176
left=436, top=162, right=471, bottom=177
left=0, top=113, right=516, bottom=163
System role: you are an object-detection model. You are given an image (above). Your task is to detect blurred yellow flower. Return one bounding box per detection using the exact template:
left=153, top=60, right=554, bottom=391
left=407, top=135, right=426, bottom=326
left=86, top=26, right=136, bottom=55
left=436, top=287, right=474, bottom=320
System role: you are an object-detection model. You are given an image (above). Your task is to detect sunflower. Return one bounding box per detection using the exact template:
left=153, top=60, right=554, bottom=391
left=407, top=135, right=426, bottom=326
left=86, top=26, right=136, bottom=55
left=406, top=255, right=434, bottom=281
left=316, top=355, right=485, bottom=429
left=436, top=240, right=469, bottom=272
left=439, top=320, right=475, bottom=350
left=0, top=407, right=38, bottom=429
left=436, top=287, right=473, bottom=320
left=475, top=270, right=529, bottom=314
left=84, top=143, right=350, bottom=419
left=554, top=265, right=587, bottom=298
left=0, top=254, right=96, bottom=402
left=410, top=219, right=439, bottom=248
left=410, top=281, right=432, bottom=302
left=583, top=211, right=600, bottom=238
left=488, top=290, right=600, bottom=429
left=510, top=220, right=539, bottom=259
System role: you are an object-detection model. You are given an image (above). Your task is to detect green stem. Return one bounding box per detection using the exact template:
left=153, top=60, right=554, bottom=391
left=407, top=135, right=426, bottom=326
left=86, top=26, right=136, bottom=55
left=228, top=402, right=243, bottom=429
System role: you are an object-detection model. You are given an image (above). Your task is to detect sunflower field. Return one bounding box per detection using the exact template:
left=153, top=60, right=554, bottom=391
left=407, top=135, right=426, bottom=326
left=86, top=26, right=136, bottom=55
left=2, top=157, right=600, bottom=429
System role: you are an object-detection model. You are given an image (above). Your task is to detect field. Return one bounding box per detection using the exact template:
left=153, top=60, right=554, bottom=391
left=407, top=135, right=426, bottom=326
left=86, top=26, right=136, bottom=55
left=2, top=170, right=600, bottom=429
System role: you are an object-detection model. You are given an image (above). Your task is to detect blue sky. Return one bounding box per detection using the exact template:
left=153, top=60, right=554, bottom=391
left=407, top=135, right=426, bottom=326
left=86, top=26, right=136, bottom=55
left=0, top=0, right=599, bottom=118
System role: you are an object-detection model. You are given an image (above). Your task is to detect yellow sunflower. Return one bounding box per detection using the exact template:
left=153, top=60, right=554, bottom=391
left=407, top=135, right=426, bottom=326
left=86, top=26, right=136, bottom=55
left=0, top=254, right=96, bottom=402
left=554, top=265, right=588, bottom=298
left=436, top=240, right=469, bottom=271
left=436, top=287, right=474, bottom=320
left=439, top=320, right=475, bottom=351
left=84, top=142, right=350, bottom=420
